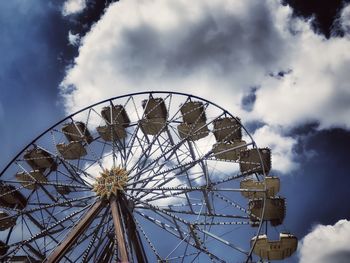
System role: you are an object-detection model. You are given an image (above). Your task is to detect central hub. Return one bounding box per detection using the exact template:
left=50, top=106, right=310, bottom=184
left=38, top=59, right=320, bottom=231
left=93, top=166, right=128, bottom=198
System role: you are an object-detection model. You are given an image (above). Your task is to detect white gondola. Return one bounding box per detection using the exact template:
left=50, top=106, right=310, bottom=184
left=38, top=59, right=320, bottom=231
left=23, top=148, right=56, bottom=171
left=178, top=101, right=209, bottom=141
left=239, top=148, right=271, bottom=175
left=0, top=211, right=16, bottom=231
left=62, top=122, right=93, bottom=144
left=249, top=197, right=286, bottom=226
left=57, top=142, right=87, bottom=160
left=15, top=170, right=47, bottom=190
left=139, top=118, right=166, bottom=136
left=0, top=184, right=27, bottom=210
left=55, top=185, right=71, bottom=195
left=212, top=140, right=247, bottom=161
left=97, top=125, right=127, bottom=141
left=0, top=240, right=9, bottom=256
left=180, top=101, right=206, bottom=124
left=140, top=98, right=168, bottom=135
left=142, top=98, right=167, bottom=119
left=240, top=177, right=280, bottom=198
left=101, top=105, right=130, bottom=126
left=251, top=233, right=297, bottom=260
left=213, top=117, right=241, bottom=142
left=177, top=121, right=209, bottom=141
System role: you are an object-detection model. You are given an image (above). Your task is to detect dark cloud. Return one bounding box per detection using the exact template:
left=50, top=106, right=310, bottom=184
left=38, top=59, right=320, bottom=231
left=282, top=128, right=350, bottom=237
left=243, top=121, right=266, bottom=134
left=324, top=250, right=350, bottom=263
left=118, top=24, right=163, bottom=79
left=282, top=0, right=350, bottom=38
left=268, top=69, right=293, bottom=79
left=241, top=87, right=258, bottom=112
left=117, top=1, right=287, bottom=81
left=167, top=2, right=285, bottom=75
left=66, top=0, right=118, bottom=36
left=289, top=122, right=319, bottom=136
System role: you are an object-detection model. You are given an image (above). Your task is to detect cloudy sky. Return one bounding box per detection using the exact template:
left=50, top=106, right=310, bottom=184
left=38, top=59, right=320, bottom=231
left=1, top=0, right=350, bottom=262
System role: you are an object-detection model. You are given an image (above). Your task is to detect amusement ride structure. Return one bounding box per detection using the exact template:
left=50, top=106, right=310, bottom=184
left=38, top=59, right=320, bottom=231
left=0, top=92, right=297, bottom=262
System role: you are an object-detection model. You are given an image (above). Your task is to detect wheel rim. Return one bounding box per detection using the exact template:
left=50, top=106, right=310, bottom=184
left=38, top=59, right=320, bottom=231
left=0, top=91, right=272, bottom=262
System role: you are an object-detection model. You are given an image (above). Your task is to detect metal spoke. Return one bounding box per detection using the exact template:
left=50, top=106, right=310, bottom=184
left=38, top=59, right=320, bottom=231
left=0, top=92, right=277, bottom=263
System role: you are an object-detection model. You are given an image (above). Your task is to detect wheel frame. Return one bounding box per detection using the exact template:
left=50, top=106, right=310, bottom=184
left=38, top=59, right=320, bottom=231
left=0, top=91, right=270, bottom=263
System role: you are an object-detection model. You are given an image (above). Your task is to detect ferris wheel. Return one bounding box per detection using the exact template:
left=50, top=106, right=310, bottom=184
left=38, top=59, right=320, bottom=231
left=0, top=91, right=297, bottom=262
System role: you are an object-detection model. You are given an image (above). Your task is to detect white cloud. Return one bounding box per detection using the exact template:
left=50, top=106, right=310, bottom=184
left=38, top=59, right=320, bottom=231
left=251, top=125, right=298, bottom=173
left=62, top=0, right=86, bottom=16
left=68, top=30, right=80, bottom=46
left=59, top=0, right=350, bottom=174
left=59, top=0, right=290, bottom=114
left=253, top=32, right=350, bottom=129
left=299, top=220, right=350, bottom=263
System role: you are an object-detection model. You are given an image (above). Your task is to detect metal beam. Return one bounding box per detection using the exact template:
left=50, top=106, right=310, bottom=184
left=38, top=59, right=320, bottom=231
left=110, top=196, right=129, bottom=262
left=25, top=243, right=45, bottom=261
left=96, top=237, right=114, bottom=263
left=45, top=199, right=104, bottom=263
left=120, top=195, right=148, bottom=263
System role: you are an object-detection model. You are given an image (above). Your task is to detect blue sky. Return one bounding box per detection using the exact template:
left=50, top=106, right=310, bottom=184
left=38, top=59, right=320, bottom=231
left=1, top=0, right=350, bottom=262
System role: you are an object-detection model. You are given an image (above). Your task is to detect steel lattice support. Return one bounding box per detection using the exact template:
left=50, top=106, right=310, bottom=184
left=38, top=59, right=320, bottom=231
left=110, top=196, right=129, bottom=262
left=45, top=200, right=104, bottom=263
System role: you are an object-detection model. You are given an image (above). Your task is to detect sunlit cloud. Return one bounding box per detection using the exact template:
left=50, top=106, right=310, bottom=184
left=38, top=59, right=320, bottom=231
left=299, top=219, right=350, bottom=263
left=59, top=0, right=350, bottom=175
left=68, top=30, right=80, bottom=46
left=62, top=0, right=86, bottom=16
